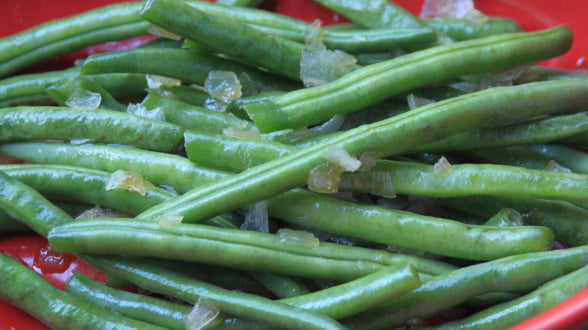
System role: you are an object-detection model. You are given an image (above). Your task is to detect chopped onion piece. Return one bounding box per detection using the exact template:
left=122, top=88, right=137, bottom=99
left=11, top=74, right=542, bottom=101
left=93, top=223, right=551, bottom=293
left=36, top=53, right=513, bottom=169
left=75, top=205, right=127, bottom=220
left=304, top=19, right=325, bottom=50
left=105, top=170, right=157, bottom=196
left=157, top=214, right=184, bottom=227
left=322, top=144, right=361, bottom=172
left=339, top=171, right=396, bottom=198
left=547, top=160, right=573, bottom=173
left=407, top=94, right=435, bottom=110
left=204, top=71, right=242, bottom=103
left=65, top=87, right=101, bottom=110
left=240, top=201, right=269, bottom=233
left=433, top=156, right=453, bottom=178
left=148, top=23, right=182, bottom=41
left=358, top=151, right=383, bottom=171
left=146, top=74, right=181, bottom=89
left=184, top=299, right=219, bottom=330
left=74, top=59, right=85, bottom=67
left=277, top=228, right=320, bottom=246
left=127, top=103, right=166, bottom=122
left=308, top=162, right=345, bottom=193
left=485, top=208, right=523, bottom=227
left=300, top=49, right=356, bottom=87
left=222, top=127, right=262, bottom=140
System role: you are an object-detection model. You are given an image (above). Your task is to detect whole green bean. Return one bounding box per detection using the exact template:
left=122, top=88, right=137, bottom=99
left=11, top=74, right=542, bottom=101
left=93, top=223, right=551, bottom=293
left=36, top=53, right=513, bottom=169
left=424, top=265, right=588, bottom=330
left=0, top=170, right=72, bottom=236
left=66, top=272, right=191, bottom=330
left=141, top=0, right=307, bottom=80
left=0, top=106, right=184, bottom=152
left=81, top=48, right=299, bottom=92
left=344, top=245, right=588, bottom=329
left=83, top=255, right=346, bottom=330
left=0, top=141, right=553, bottom=261
left=465, top=146, right=573, bottom=172
left=242, top=27, right=573, bottom=132
left=0, top=253, right=167, bottom=330
left=137, top=81, right=588, bottom=226
left=424, top=16, right=521, bottom=41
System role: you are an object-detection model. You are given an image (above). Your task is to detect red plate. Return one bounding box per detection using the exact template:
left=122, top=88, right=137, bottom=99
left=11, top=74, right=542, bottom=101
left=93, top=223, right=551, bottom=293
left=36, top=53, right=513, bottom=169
left=0, top=1, right=587, bottom=329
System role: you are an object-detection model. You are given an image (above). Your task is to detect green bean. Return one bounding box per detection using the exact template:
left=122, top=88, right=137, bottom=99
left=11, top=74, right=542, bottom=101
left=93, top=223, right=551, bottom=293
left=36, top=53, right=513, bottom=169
left=425, top=265, right=588, bottom=330
left=241, top=27, right=573, bottom=132
left=45, top=76, right=126, bottom=111
left=141, top=0, right=307, bottom=80
left=253, top=25, right=436, bottom=53
left=137, top=80, right=588, bottom=227
left=66, top=272, right=190, bottom=330
left=49, top=218, right=387, bottom=281
left=0, top=164, right=173, bottom=215
left=141, top=92, right=256, bottom=133
left=0, top=210, right=29, bottom=232
left=282, top=263, right=421, bottom=319
left=527, top=143, right=588, bottom=174
left=217, top=0, right=264, bottom=7
left=0, top=142, right=226, bottom=194
left=0, top=253, right=167, bottom=330
left=0, top=67, right=80, bottom=107
left=344, top=245, right=588, bottom=329
left=83, top=255, right=346, bottom=330
left=248, top=271, right=310, bottom=299
left=84, top=72, right=149, bottom=101
left=81, top=48, right=299, bottom=92
left=0, top=141, right=553, bottom=261
left=562, top=132, right=588, bottom=147
left=158, top=85, right=209, bottom=106
left=518, top=65, right=588, bottom=83
left=424, top=16, right=521, bottom=41
left=410, top=112, right=588, bottom=153
left=465, top=146, right=573, bottom=172
left=0, top=21, right=149, bottom=78
left=440, top=196, right=588, bottom=247
left=0, top=170, right=72, bottom=236
left=0, top=106, right=184, bottom=152
left=313, top=0, right=425, bottom=30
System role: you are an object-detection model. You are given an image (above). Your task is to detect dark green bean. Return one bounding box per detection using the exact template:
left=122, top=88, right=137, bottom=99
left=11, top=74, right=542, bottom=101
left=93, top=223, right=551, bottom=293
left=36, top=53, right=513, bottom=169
left=66, top=272, right=190, bottom=330
left=81, top=48, right=299, bottom=92
left=0, top=253, right=167, bottom=330
left=0, top=210, right=29, bottom=232
left=137, top=81, right=588, bottom=228
left=242, top=27, right=573, bottom=132
left=141, top=0, right=307, bottom=80
left=83, top=255, right=346, bottom=330
left=425, top=265, right=588, bottom=330
left=465, top=146, right=573, bottom=172
left=0, top=170, right=72, bottom=236
left=0, top=106, right=184, bottom=152
left=344, top=245, right=588, bottom=329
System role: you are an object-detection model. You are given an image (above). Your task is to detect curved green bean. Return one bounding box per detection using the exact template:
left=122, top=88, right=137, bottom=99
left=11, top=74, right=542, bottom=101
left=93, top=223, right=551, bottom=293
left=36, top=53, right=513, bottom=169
left=425, top=265, right=588, bottom=330
left=0, top=253, right=166, bottom=330
left=424, top=16, right=521, bottom=41
left=345, top=245, right=588, bottom=329
left=66, top=272, right=191, bottom=330
left=137, top=81, right=588, bottom=228
left=0, top=106, right=184, bottom=152
left=242, top=27, right=573, bottom=132
left=83, top=255, right=346, bottom=330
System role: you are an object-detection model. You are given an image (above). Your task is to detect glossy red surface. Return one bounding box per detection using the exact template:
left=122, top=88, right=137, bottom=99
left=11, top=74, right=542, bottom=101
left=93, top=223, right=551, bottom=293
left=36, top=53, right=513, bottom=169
left=0, top=0, right=587, bottom=329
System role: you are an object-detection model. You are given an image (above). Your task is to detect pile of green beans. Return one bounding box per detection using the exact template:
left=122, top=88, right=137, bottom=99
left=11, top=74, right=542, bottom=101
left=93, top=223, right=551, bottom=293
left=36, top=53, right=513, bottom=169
left=0, top=0, right=588, bottom=329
